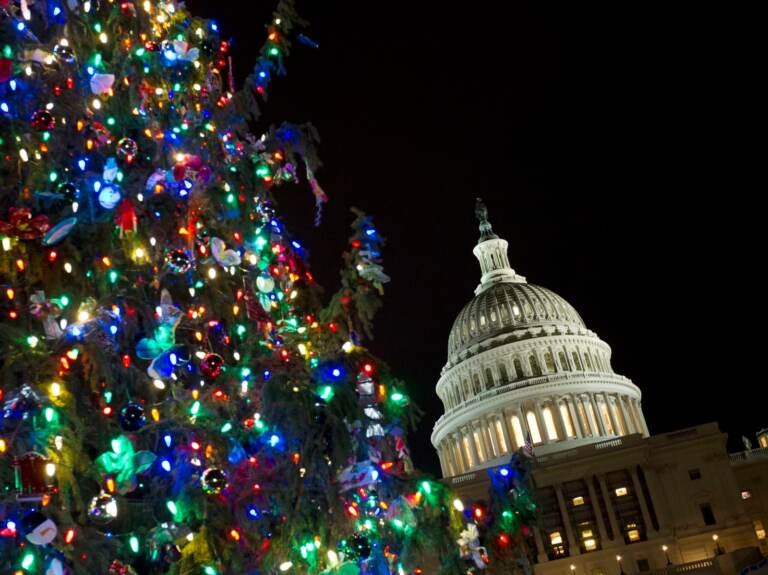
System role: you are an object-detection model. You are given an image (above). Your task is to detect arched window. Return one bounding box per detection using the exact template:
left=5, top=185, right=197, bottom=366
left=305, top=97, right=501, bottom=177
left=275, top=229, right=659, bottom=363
left=584, top=353, right=592, bottom=370
left=544, top=351, right=556, bottom=372
left=572, top=351, right=582, bottom=370
left=559, top=351, right=570, bottom=371
left=511, top=415, right=525, bottom=449
left=513, top=358, right=523, bottom=379
left=560, top=403, right=576, bottom=437
left=542, top=407, right=559, bottom=441
left=529, top=355, right=542, bottom=377
left=526, top=411, right=542, bottom=444
left=472, top=374, right=482, bottom=394
left=498, top=363, right=509, bottom=384
left=485, top=368, right=495, bottom=388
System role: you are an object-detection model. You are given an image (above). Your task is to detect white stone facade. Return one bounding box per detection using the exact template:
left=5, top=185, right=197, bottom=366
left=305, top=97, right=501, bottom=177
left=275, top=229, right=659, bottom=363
left=432, top=209, right=649, bottom=477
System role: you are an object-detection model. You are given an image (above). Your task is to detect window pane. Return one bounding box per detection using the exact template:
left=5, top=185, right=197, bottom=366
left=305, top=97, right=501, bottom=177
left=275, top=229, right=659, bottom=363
left=527, top=411, right=542, bottom=444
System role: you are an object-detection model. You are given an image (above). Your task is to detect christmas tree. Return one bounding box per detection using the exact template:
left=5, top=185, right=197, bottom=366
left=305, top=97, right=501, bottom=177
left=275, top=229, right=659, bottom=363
left=0, top=1, right=540, bottom=574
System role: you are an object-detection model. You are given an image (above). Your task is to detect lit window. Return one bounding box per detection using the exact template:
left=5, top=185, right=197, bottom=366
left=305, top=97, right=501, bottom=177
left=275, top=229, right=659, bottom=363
left=581, top=529, right=594, bottom=538
left=511, top=416, right=525, bottom=449
left=473, top=431, right=485, bottom=462
left=543, top=407, right=559, bottom=441
left=512, top=304, right=521, bottom=317
left=495, top=420, right=508, bottom=453
left=572, top=496, right=585, bottom=506
left=462, top=436, right=474, bottom=467
left=584, top=538, right=597, bottom=551
left=759, top=435, right=768, bottom=448
left=560, top=404, right=575, bottom=437
left=754, top=520, right=766, bottom=540
left=741, top=490, right=752, bottom=500
left=615, top=487, right=628, bottom=497
left=526, top=411, right=542, bottom=444
left=550, top=532, right=563, bottom=545
left=627, top=530, right=641, bottom=542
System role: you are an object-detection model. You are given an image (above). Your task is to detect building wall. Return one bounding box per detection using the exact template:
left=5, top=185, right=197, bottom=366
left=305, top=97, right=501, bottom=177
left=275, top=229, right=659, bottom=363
left=445, top=423, right=765, bottom=575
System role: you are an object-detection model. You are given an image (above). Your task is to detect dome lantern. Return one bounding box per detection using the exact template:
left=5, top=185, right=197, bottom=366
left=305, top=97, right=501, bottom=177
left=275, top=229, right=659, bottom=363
left=473, top=198, right=525, bottom=295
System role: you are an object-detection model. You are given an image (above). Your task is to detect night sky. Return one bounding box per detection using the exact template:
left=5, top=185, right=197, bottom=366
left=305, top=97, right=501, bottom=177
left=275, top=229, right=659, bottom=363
left=186, top=2, right=763, bottom=474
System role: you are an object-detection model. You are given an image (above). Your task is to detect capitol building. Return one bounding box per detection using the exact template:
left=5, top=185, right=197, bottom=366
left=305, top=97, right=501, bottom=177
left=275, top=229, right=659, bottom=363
left=432, top=200, right=768, bottom=575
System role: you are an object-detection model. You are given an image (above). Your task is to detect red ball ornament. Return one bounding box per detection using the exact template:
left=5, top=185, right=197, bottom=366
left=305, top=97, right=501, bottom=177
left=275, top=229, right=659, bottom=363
left=31, top=109, right=56, bottom=131
left=200, top=353, right=225, bottom=379
left=0, top=57, right=12, bottom=83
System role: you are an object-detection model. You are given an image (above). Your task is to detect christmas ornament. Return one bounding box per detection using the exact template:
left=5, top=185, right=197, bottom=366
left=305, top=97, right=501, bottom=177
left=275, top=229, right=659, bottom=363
left=210, top=237, right=241, bottom=267
left=114, top=198, right=137, bottom=236
left=98, top=185, right=122, bottom=210
left=57, top=182, right=79, bottom=202
left=53, top=43, right=76, bottom=64
left=256, top=273, right=275, bottom=293
left=42, top=217, right=77, bottom=246
left=0, top=207, right=51, bottom=240
left=165, top=249, right=193, bottom=273
left=457, top=523, right=489, bottom=570
left=14, top=452, right=54, bottom=500
left=95, top=436, right=156, bottom=494
left=350, top=533, right=371, bottom=559
left=0, top=57, right=12, bottom=82
left=3, top=385, right=42, bottom=420
left=22, top=510, right=58, bottom=545
left=31, top=109, right=56, bottom=131
left=201, top=467, right=227, bottom=494
left=117, top=137, right=138, bottom=160
left=29, top=291, right=64, bottom=339
left=90, top=73, right=115, bottom=95
left=200, top=353, right=225, bottom=379
left=88, top=492, right=119, bottom=524
left=119, top=402, right=146, bottom=431
left=108, top=560, right=138, bottom=575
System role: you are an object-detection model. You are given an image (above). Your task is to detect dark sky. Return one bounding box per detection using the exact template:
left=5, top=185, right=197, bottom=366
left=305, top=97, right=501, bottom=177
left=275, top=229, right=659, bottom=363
left=186, top=2, right=763, bottom=474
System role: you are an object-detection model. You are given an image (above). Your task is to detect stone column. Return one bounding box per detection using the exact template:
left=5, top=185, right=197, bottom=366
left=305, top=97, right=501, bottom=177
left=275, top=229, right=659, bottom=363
left=438, top=446, right=448, bottom=477
left=535, top=401, right=547, bottom=443
left=532, top=525, right=549, bottom=563
left=620, top=396, right=636, bottom=434
left=586, top=477, right=610, bottom=545
left=590, top=394, right=607, bottom=436
left=555, top=398, right=572, bottom=439
left=466, top=426, right=481, bottom=467
left=554, top=483, right=580, bottom=556
left=453, top=434, right=467, bottom=473
left=517, top=406, right=530, bottom=443
left=604, top=394, right=620, bottom=436
left=635, top=400, right=650, bottom=436
left=598, top=474, right=622, bottom=542
left=568, top=395, right=584, bottom=438
left=479, top=418, right=495, bottom=459
left=445, top=439, right=459, bottom=476
left=630, top=467, right=656, bottom=535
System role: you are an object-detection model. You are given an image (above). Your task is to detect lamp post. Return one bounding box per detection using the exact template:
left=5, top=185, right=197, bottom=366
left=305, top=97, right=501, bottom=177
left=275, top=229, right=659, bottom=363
left=712, top=534, right=724, bottom=556
left=617, top=555, right=626, bottom=575
left=570, top=564, right=576, bottom=575
left=662, top=545, right=672, bottom=566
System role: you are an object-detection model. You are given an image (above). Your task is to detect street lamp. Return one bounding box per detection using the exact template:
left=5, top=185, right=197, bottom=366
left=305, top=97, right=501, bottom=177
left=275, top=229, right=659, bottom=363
left=662, top=544, right=672, bottom=566
left=712, top=534, right=724, bottom=556
left=570, top=565, right=576, bottom=575
left=617, top=555, right=626, bottom=575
